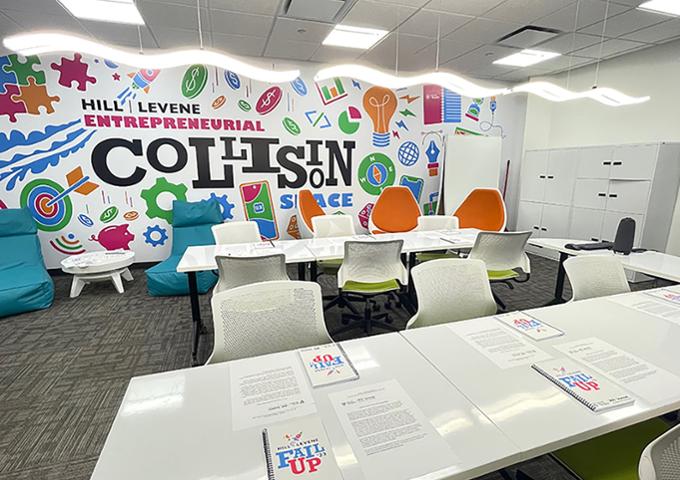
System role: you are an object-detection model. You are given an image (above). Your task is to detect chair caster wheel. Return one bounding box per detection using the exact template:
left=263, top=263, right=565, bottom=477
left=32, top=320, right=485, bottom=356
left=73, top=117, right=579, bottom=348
left=385, top=317, right=394, bottom=324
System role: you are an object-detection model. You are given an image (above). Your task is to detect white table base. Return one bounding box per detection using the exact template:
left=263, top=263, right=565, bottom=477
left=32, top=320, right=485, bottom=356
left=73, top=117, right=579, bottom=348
left=69, top=267, right=134, bottom=298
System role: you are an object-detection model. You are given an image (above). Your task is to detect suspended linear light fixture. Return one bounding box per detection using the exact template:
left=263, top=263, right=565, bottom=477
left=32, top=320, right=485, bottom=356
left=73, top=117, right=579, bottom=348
left=3, top=32, right=300, bottom=83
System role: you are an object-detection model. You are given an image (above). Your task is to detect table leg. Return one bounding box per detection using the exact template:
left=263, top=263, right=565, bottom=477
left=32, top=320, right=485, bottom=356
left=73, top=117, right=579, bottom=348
left=407, top=252, right=417, bottom=304
left=297, top=262, right=306, bottom=281
left=187, top=271, right=203, bottom=366
left=546, top=252, right=569, bottom=305
left=70, top=276, right=85, bottom=298
left=310, top=261, right=318, bottom=282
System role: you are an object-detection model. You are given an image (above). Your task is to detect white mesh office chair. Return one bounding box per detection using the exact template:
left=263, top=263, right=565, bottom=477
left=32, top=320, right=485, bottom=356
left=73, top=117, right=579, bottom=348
left=312, top=215, right=360, bottom=315
left=416, top=215, right=459, bottom=231
left=211, top=221, right=261, bottom=245
left=312, top=215, right=356, bottom=238
left=335, top=240, right=408, bottom=335
left=468, top=231, right=532, bottom=310
left=407, top=259, right=497, bottom=329
left=208, top=280, right=332, bottom=363
left=214, top=253, right=290, bottom=294
left=639, top=423, right=680, bottom=480
left=563, top=255, right=630, bottom=301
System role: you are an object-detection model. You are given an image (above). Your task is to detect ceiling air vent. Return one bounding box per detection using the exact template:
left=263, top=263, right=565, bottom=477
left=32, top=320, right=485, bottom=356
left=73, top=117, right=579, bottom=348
left=283, top=0, right=350, bottom=22
left=497, top=26, right=561, bottom=49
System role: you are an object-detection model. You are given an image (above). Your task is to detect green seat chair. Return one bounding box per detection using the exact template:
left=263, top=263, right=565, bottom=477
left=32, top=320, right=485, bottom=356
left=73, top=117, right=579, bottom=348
left=414, top=214, right=461, bottom=263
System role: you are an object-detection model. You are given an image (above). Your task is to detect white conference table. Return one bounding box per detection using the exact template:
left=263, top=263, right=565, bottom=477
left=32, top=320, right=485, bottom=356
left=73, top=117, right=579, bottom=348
left=529, top=238, right=680, bottom=304
left=90, top=332, right=522, bottom=480
left=177, top=230, right=480, bottom=365
left=402, top=287, right=680, bottom=458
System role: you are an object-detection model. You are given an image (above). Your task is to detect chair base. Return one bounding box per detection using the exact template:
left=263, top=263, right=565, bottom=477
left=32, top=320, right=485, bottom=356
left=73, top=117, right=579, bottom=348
left=323, top=293, right=360, bottom=315
left=332, top=295, right=400, bottom=336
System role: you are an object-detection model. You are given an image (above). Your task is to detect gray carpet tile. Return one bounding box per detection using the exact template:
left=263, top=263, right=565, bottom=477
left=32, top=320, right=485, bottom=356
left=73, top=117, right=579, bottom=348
left=0, top=254, right=670, bottom=480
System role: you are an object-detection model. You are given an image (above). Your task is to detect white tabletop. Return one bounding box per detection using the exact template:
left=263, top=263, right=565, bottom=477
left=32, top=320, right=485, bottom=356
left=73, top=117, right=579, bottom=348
left=176, top=240, right=317, bottom=272
left=401, top=291, right=680, bottom=456
left=306, top=229, right=479, bottom=261
left=61, top=250, right=134, bottom=274
left=90, top=333, right=521, bottom=480
left=529, top=238, right=680, bottom=283
left=177, top=230, right=479, bottom=273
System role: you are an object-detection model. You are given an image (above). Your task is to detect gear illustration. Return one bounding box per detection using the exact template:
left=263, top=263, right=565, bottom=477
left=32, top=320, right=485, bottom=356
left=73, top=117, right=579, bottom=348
left=143, top=224, right=169, bottom=247
left=140, top=177, right=188, bottom=223
left=208, top=193, right=235, bottom=220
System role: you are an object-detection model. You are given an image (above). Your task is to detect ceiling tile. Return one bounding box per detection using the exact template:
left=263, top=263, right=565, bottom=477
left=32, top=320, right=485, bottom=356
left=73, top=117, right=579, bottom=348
left=79, top=22, right=158, bottom=48
left=309, top=45, right=364, bottom=64
left=492, top=69, right=529, bottom=82
left=138, top=2, right=206, bottom=30
left=413, top=38, right=483, bottom=65
left=340, top=1, right=417, bottom=30
left=609, top=0, right=646, bottom=6
left=152, top=27, right=202, bottom=48
left=536, top=32, right=603, bottom=53
left=580, top=8, right=668, bottom=37
left=268, top=17, right=333, bottom=43
left=444, top=18, right=522, bottom=45
left=484, top=0, right=572, bottom=24
left=534, top=0, right=629, bottom=31
left=533, top=54, right=594, bottom=72
left=211, top=32, right=267, bottom=57
left=372, top=0, right=430, bottom=8
left=209, top=0, right=280, bottom=15
left=425, top=0, right=507, bottom=17
left=361, top=33, right=433, bottom=71
left=3, top=8, right=88, bottom=33
left=621, top=19, right=680, bottom=44
left=206, top=9, right=274, bottom=37
left=573, top=38, right=648, bottom=58
left=2, top=0, right=67, bottom=15
left=443, top=44, right=519, bottom=72
left=399, top=10, right=473, bottom=38
left=264, top=39, right=318, bottom=61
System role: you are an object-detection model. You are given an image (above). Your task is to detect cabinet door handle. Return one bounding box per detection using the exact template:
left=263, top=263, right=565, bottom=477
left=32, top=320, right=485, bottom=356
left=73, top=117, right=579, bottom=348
left=539, top=175, right=546, bottom=179
left=612, top=161, right=622, bottom=166
left=532, top=226, right=539, bottom=230
left=591, top=238, right=599, bottom=241
left=603, top=161, right=612, bottom=165
left=547, top=175, right=554, bottom=179
left=540, top=227, right=547, bottom=231
left=597, top=192, right=606, bottom=197
left=609, top=193, right=618, bottom=198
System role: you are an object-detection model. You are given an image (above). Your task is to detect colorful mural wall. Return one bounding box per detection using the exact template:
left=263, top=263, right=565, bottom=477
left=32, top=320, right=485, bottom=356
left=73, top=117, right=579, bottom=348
left=0, top=52, right=511, bottom=268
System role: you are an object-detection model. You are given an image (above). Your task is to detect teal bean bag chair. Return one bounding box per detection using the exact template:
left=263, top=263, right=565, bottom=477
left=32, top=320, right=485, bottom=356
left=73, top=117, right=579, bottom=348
left=146, top=199, right=222, bottom=296
left=0, top=208, right=54, bottom=317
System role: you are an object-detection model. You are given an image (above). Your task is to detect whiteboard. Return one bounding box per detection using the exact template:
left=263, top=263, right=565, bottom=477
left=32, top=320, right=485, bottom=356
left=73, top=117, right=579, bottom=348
left=443, top=135, right=502, bottom=214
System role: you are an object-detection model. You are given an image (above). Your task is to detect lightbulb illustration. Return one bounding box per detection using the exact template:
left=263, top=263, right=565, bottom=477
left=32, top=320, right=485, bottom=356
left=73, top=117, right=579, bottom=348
left=362, top=86, right=397, bottom=148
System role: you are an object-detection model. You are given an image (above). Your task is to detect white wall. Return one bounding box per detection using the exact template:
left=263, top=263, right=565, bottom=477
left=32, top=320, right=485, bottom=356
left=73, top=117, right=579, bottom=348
left=520, top=38, right=680, bottom=253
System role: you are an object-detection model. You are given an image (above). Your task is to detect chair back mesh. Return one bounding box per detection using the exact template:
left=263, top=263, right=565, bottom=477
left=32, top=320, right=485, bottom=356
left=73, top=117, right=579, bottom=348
left=337, top=240, right=406, bottom=287
left=214, top=254, right=289, bottom=293
left=407, top=259, right=497, bottom=328
left=212, top=221, right=261, bottom=245
left=564, top=255, right=631, bottom=301
left=416, top=215, right=459, bottom=231
left=209, top=281, right=331, bottom=363
left=469, top=231, right=532, bottom=273
left=312, top=215, right=356, bottom=238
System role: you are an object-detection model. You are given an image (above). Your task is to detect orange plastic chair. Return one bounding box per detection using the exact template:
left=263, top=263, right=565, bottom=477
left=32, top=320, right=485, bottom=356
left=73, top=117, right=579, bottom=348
left=453, top=188, right=506, bottom=231
left=298, top=189, right=325, bottom=237
left=369, top=186, right=421, bottom=234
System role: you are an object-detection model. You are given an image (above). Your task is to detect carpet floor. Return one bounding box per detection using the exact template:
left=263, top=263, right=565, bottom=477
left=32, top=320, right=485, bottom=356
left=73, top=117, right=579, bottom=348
left=0, top=254, right=669, bottom=480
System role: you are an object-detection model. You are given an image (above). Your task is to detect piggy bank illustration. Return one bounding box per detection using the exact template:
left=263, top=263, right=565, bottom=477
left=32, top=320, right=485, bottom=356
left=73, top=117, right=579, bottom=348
left=89, top=224, right=135, bottom=250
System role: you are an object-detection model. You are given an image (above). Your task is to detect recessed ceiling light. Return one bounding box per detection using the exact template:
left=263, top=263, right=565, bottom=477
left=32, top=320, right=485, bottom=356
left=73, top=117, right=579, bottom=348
left=637, top=0, right=680, bottom=17
left=322, top=25, right=388, bottom=50
left=57, top=0, right=145, bottom=25
left=493, top=49, right=561, bottom=67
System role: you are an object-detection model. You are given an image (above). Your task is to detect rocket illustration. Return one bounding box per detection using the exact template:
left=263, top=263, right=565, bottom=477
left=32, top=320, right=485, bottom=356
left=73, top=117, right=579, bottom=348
left=128, top=69, right=160, bottom=93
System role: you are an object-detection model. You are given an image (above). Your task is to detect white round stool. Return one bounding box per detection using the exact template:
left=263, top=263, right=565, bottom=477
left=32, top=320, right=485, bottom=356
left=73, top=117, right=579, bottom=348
left=61, top=251, right=135, bottom=298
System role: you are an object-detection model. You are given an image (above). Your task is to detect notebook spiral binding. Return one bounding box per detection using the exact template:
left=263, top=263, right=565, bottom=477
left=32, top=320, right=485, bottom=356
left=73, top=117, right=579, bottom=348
left=262, top=428, right=275, bottom=480
left=532, top=365, right=598, bottom=411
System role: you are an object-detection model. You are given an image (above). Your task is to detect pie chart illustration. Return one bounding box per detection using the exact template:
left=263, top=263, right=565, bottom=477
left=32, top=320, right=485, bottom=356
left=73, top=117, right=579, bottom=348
left=338, top=106, right=362, bottom=134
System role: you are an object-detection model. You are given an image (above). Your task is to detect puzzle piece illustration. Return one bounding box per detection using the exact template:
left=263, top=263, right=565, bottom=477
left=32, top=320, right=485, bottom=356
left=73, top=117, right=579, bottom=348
left=0, top=84, right=27, bottom=122
left=51, top=53, right=97, bottom=91
left=3, top=54, right=45, bottom=86
left=17, top=77, right=60, bottom=114
left=0, top=56, right=18, bottom=94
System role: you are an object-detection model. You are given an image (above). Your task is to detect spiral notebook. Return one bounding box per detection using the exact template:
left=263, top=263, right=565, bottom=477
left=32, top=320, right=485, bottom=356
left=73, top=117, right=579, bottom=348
left=298, top=343, right=359, bottom=388
left=532, top=359, right=635, bottom=413
left=262, top=415, right=343, bottom=480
